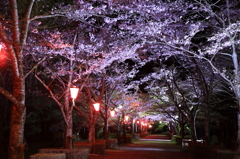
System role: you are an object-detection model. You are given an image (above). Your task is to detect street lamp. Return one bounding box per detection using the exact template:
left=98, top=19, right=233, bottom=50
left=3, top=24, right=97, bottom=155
left=70, top=87, right=79, bottom=106
left=125, top=116, right=129, bottom=122
left=110, top=109, right=115, bottom=117
left=93, top=102, right=100, bottom=111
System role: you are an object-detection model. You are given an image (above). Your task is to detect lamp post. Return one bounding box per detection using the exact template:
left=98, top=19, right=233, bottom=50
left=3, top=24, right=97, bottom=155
left=132, top=119, right=135, bottom=134
left=69, top=87, right=79, bottom=148
left=149, top=125, right=152, bottom=134
left=136, top=120, right=139, bottom=133
left=89, top=103, right=100, bottom=153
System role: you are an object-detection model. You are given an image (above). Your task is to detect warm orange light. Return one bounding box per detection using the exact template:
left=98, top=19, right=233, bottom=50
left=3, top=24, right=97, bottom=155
left=133, top=119, right=135, bottom=123
left=93, top=103, right=100, bottom=111
left=110, top=110, right=115, bottom=117
left=70, top=87, right=79, bottom=99
left=149, top=125, right=152, bottom=128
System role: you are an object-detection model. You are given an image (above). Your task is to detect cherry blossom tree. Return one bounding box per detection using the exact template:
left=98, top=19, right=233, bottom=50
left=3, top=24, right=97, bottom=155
left=0, top=0, right=75, bottom=157
left=154, top=0, right=240, bottom=148
left=29, top=0, right=143, bottom=147
left=114, top=0, right=240, bottom=146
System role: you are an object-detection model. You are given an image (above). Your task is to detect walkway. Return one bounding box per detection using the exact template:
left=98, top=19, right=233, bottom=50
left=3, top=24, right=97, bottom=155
left=89, top=135, right=192, bottom=159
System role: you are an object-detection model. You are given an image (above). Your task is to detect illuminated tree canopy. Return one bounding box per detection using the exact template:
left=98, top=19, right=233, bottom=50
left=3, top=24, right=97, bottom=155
left=0, top=0, right=240, bottom=157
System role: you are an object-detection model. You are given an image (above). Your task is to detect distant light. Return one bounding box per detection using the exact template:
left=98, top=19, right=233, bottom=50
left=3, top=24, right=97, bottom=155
left=93, top=103, right=100, bottom=111
left=0, top=44, right=7, bottom=67
left=125, top=116, right=129, bottom=121
left=70, top=87, right=79, bottom=99
left=110, top=110, right=115, bottom=117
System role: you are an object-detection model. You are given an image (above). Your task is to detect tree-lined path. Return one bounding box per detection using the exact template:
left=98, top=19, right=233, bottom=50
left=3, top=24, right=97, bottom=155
left=90, top=135, right=192, bottom=159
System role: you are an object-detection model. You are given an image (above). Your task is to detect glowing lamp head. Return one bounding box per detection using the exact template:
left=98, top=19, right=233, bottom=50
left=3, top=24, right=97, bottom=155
left=93, top=103, right=100, bottom=111
left=149, top=125, right=152, bottom=128
left=110, top=110, right=115, bottom=117
left=125, top=116, right=129, bottom=121
left=70, top=87, right=79, bottom=99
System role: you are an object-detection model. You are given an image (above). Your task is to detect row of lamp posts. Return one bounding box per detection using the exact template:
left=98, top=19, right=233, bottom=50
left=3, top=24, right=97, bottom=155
left=70, top=86, right=152, bottom=143
left=70, top=86, right=100, bottom=111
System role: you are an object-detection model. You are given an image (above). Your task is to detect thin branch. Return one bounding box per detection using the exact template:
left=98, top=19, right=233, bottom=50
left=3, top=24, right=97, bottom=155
left=0, top=86, right=25, bottom=112
left=34, top=74, right=68, bottom=124
left=24, top=56, right=47, bottom=78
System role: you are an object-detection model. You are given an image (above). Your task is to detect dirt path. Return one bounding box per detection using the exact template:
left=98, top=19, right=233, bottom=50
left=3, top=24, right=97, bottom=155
left=89, top=135, right=193, bottom=159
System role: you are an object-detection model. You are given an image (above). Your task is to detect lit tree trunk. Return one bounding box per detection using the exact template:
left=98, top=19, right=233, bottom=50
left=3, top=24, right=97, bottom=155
left=8, top=76, right=26, bottom=159
left=190, top=114, right=197, bottom=142
left=5, top=24, right=26, bottom=159
left=88, top=108, right=96, bottom=144
left=64, top=93, right=73, bottom=149
left=88, top=105, right=97, bottom=153
left=122, top=112, right=127, bottom=143
left=63, top=45, right=75, bottom=149
left=103, top=104, right=109, bottom=140
left=87, top=76, right=105, bottom=142
left=1, top=0, right=33, bottom=158
left=229, top=35, right=240, bottom=151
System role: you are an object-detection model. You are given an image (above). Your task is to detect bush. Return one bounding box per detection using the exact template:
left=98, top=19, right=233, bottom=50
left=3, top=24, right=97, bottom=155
left=38, top=148, right=89, bottom=159
left=30, top=153, right=65, bottom=159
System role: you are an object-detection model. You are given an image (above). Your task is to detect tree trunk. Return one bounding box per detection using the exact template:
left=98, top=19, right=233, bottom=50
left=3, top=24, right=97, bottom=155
left=64, top=119, right=73, bottom=149
left=64, top=82, right=73, bottom=149
left=103, top=104, right=108, bottom=140
left=238, top=102, right=240, bottom=151
left=204, top=103, right=210, bottom=143
left=190, top=119, right=197, bottom=142
left=89, top=124, right=95, bottom=143
left=103, top=117, right=108, bottom=140
left=8, top=78, right=25, bottom=159
left=88, top=121, right=96, bottom=153
left=88, top=105, right=96, bottom=144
